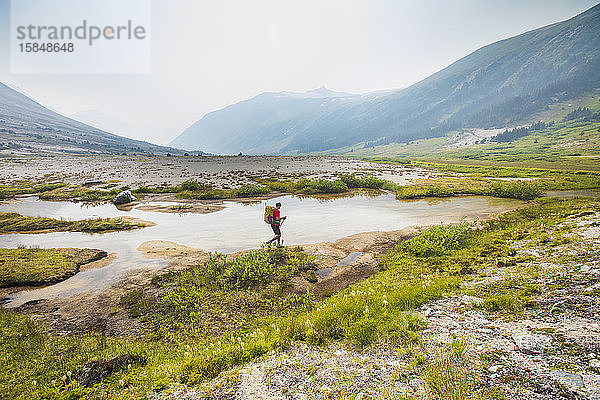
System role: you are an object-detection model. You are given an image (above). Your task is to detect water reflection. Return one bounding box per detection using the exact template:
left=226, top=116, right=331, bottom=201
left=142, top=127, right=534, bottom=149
left=295, top=189, right=384, bottom=203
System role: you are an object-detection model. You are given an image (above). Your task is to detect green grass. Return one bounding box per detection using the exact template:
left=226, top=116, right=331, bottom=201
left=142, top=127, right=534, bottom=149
left=176, top=176, right=384, bottom=199
left=176, top=184, right=271, bottom=200
left=0, top=180, right=133, bottom=202
left=1, top=197, right=598, bottom=398
left=486, top=180, right=544, bottom=200
left=0, top=248, right=79, bottom=287
left=123, top=245, right=316, bottom=341
left=378, top=160, right=600, bottom=198
left=253, top=175, right=393, bottom=195
left=423, top=338, right=475, bottom=400
left=38, top=186, right=114, bottom=202
left=0, top=180, right=38, bottom=199
left=0, top=212, right=145, bottom=234
left=339, top=174, right=394, bottom=190
left=394, top=176, right=543, bottom=200
left=0, top=248, right=108, bottom=287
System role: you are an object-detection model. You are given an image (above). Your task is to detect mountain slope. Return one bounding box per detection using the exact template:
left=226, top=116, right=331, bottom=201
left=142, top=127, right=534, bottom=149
left=171, top=3, right=600, bottom=155
left=0, top=83, right=185, bottom=155
left=170, top=87, right=376, bottom=154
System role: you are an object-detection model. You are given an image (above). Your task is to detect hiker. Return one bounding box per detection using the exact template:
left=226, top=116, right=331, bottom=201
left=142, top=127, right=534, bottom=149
left=266, top=202, right=286, bottom=245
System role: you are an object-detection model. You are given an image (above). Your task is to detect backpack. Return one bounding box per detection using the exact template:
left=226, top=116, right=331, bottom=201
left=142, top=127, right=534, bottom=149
left=264, top=205, right=275, bottom=224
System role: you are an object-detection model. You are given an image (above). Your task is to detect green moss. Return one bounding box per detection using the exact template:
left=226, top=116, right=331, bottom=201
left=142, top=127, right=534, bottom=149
left=0, top=248, right=78, bottom=287
left=0, top=212, right=145, bottom=233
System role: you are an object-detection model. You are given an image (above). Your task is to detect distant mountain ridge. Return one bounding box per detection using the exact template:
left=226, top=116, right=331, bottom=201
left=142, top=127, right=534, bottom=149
left=0, top=83, right=187, bottom=155
left=171, top=3, right=600, bottom=154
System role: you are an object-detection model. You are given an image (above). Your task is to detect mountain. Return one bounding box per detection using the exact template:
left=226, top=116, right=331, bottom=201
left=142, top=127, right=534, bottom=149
left=0, top=83, right=186, bottom=155
left=171, top=4, right=600, bottom=155
left=170, top=87, right=375, bottom=154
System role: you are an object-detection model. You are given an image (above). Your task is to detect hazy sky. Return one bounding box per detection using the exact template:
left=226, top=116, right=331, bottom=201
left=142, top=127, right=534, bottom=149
left=0, top=0, right=598, bottom=145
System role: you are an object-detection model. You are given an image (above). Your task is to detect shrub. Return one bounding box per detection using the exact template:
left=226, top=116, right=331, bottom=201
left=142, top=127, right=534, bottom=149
left=224, top=251, right=275, bottom=289
left=134, top=186, right=152, bottom=194
left=178, top=179, right=201, bottom=192
left=401, top=221, right=471, bottom=257
left=396, top=184, right=455, bottom=199
left=231, top=184, right=270, bottom=197
left=296, top=179, right=348, bottom=194
left=486, top=180, right=543, bottom=200
left=340, top=174, right=390, bottom=189
left=263, top=180, right=294, bottom=192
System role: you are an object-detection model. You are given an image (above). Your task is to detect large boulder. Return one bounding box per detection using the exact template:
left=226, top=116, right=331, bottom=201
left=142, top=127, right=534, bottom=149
left=113, top=190, right=137, bottom=205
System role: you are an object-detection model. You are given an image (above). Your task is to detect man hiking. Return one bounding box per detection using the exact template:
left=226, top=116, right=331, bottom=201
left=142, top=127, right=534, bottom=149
left=267, top=202, right=286, bottom=245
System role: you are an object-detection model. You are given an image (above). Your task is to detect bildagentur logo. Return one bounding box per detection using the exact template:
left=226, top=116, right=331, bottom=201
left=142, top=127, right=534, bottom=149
left=10, top=0, right=151, bottom=74
left=15, top=19, right=147, bottom=46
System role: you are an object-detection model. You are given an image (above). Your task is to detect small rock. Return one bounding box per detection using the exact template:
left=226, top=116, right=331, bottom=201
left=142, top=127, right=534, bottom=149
left=409, top=378, right=423, bottom=388
left=113, top=190, right=137, bottom=205
left=488, top=364, right=503, bottom=373
left=460, top=295, right=484, bottom=307
left=584, top=282, right=600, bottom=293
left=550, top=370, right=584, bottom=390
left=83, top=180, right=103, bottom=186
left=512, top=331, right=551, bottom=355
left=590, top=359, right=600, bottom=371
left=76, top=354, right=145, bottom=387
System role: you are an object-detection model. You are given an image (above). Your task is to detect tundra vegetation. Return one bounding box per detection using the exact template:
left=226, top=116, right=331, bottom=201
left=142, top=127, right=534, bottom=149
left=0, top=172, right=567, bottom=203
left=0, top=248, right=107, bottom=287
left=0, top=212, right=146, bottom=234
left=1, top=196, right=597, bottom=399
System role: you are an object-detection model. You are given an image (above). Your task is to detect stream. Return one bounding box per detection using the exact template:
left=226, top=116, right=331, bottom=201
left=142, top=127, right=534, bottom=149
left=0, top=192, right=524, bottom=307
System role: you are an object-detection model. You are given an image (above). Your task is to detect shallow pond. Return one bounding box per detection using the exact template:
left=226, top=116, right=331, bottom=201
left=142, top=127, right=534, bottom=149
left=0, top=193, right=523, bottom=307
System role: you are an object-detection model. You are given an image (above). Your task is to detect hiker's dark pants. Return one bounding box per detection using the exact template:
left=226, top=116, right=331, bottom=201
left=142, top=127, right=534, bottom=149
left=271, top=224, right=281, bottom=235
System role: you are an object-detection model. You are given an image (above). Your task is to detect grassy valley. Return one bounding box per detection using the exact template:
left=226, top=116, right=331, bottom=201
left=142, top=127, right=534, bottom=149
left=331, top=92, right=600, bottom=169
left=1, top=3, right=600, bottom=399
left=1, top=196, right=598, bottom=398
